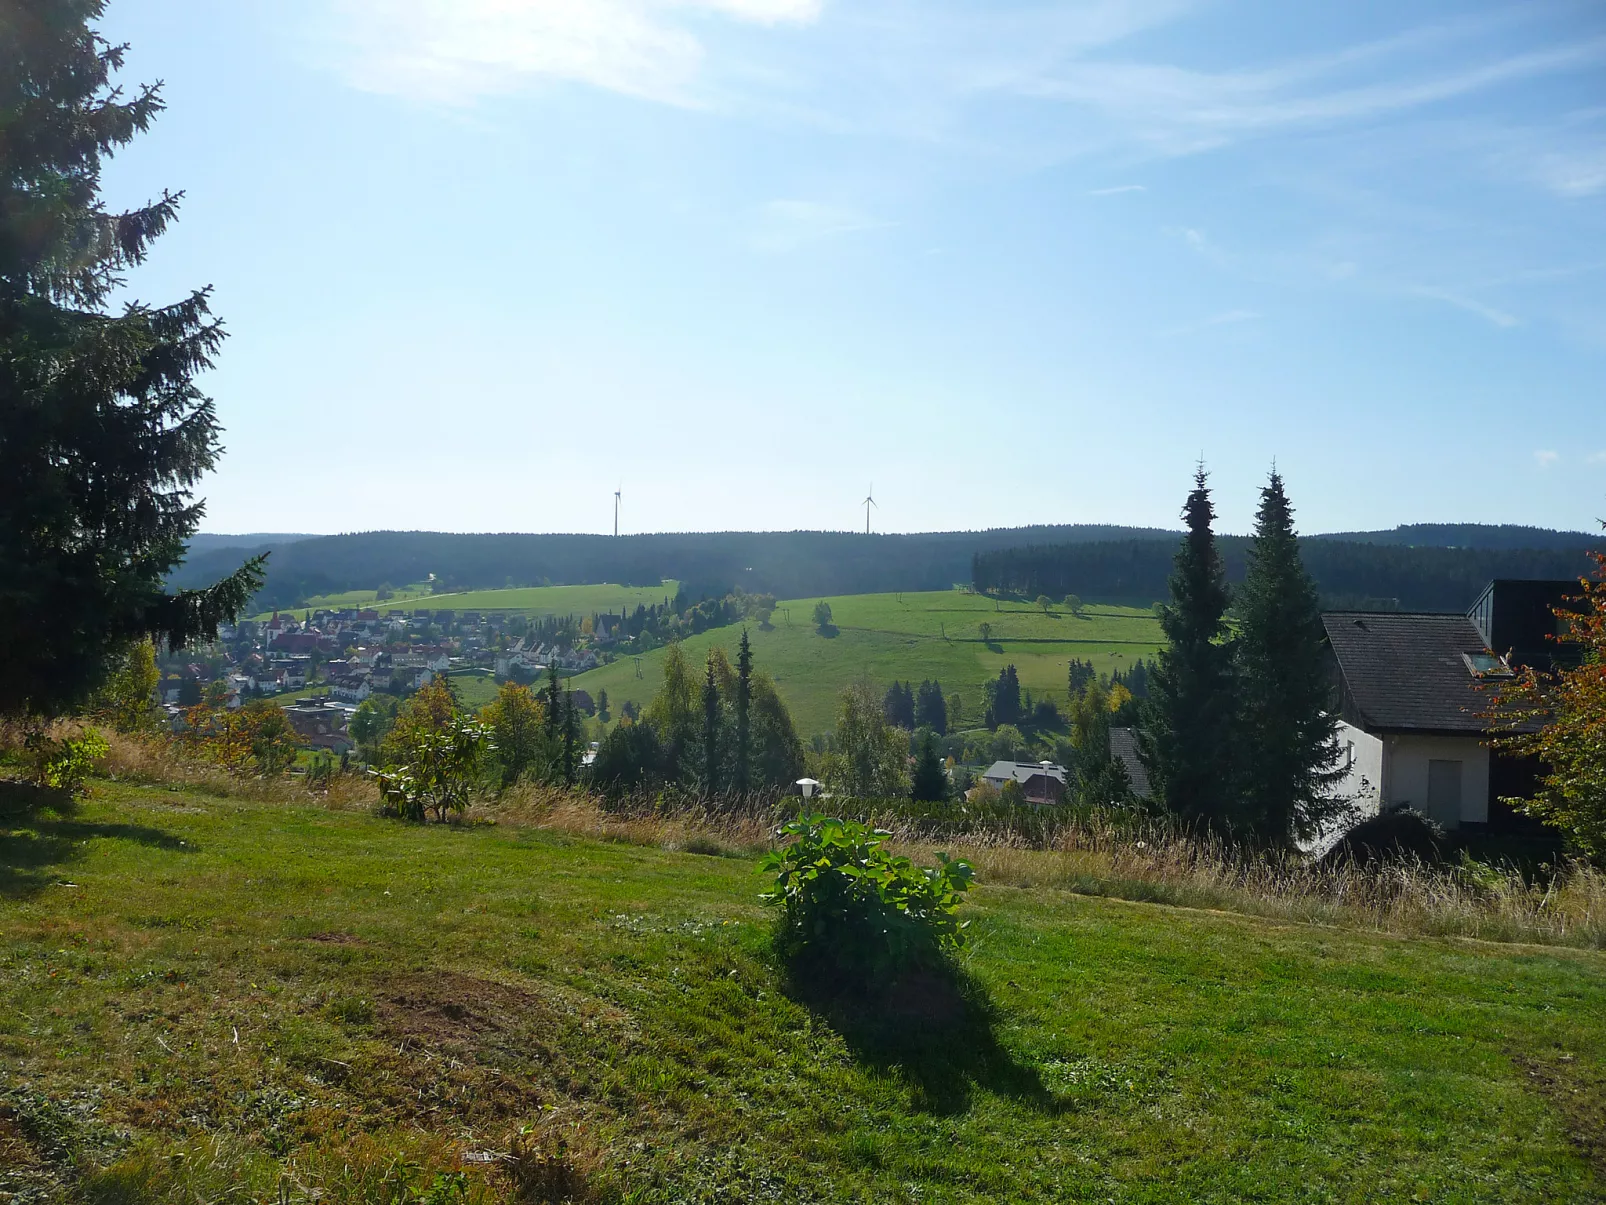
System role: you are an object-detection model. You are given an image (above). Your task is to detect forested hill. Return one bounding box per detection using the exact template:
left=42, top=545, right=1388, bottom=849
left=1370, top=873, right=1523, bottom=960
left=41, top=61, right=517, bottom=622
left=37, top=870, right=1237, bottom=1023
left=183, top=533, right=320, bottom=555
left=1310, top=523, right=1600, bottom=550
left=175, top=523, right=1606, bottom=613
left=973, top=536, right=1606, bottom=612
left=170, top=525, right=1179, bottom=611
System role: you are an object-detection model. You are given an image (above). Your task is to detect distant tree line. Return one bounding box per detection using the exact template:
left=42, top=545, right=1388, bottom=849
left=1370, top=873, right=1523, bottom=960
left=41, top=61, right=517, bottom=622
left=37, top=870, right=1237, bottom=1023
left=882, top=680, right=949, bottom=734
left=1068, top=657, right=1149, bottom=699
left=175, top=523, right=1605, bottom=619
left=355, top=629, right=806, bottom=807
left=171, top=526, right=1181, bottom=612
left=972, top=538, right=1602, bottom=613
left=590, top=630, right=805, bottom=799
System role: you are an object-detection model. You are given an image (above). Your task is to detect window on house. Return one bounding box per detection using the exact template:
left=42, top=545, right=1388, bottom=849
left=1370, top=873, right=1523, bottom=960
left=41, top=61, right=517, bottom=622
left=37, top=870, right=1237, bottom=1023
left=1462, top=652, right=1511, bottom=677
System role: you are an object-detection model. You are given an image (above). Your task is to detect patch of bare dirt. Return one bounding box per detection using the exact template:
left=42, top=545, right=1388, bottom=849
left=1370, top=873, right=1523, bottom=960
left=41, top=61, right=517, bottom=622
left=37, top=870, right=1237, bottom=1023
left=303, top=930, right=364, bottom=945
left=364, top=971, right=628, bottom=1127
left=1513, top=1050, right=1606, bottom=1177
left=379, top=971, right=556, bottom=1053
left=0, top=1104, right=45, bottom=1173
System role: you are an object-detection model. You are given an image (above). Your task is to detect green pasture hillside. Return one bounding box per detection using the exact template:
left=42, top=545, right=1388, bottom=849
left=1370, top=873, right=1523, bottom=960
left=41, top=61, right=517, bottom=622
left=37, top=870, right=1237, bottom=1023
left=253, top=582, right=676, bottom=622
left=574, top=590, right=1165, bottom=736
left=394, top=582, right=677, bottom=616
left=3, top=785, right=1602, bottom=1201
left=249, top=584, right=434, bottom=618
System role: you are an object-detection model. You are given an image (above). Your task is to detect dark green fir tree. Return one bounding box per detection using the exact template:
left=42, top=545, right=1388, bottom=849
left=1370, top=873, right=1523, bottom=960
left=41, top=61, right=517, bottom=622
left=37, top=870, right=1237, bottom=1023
left=1, top=0, right=263, bottom=717
left=910, top=730, right=948, bottom=803
left=1235, top=470, right=1345, bottom=846
left=702, top=653, right=721, bottom=797
left=734, top=629, right=752, bottom=795
left=1140, top=467, right=1241, bottom=833
left=561, top=685, right=579, bottom=787
left=544, top=666, right=562, bottom=739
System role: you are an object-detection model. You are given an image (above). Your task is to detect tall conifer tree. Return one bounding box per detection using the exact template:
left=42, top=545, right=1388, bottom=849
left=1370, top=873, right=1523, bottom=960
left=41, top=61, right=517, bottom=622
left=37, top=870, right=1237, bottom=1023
left=910, top=730, right=948, bottom=803
left=1, top=0, right=262, bottom=716
left=544, top=666, right=562, bottom=739
left=1140, top=467, right=1240, bottom=832
left=702, top=653, right=721, bottom=796
left=734, top=629, right=752, bottom=795
left=561, top=685, right=578, bottom=786
left=1235, top=470, right=1345, bottom=846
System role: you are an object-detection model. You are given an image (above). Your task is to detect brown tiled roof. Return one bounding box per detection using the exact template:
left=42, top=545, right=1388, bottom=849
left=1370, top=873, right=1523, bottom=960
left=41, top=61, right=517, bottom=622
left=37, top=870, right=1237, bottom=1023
left=1322, top=612, right=1491, bottom=734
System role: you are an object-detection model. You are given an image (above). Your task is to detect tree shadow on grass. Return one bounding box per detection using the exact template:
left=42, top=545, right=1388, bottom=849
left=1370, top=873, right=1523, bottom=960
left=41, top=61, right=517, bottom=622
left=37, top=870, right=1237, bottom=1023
left=784, top=956, right=1057, bottom=1116
left=0, top=780, right=189, bottom=900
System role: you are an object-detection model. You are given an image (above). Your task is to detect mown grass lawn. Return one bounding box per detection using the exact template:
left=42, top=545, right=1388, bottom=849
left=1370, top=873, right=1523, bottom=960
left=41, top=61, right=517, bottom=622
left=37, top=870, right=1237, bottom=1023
left=575, top=591, right=1165, bottom=736
left=3, top=783, right=1602, bottom=1203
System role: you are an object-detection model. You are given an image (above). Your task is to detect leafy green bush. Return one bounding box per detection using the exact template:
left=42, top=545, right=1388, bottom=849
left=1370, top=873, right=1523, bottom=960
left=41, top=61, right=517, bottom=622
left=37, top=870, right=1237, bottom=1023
left=759, top=815, right=973, bottom=979
left=371, top=717, right=492, bottom=823
left=23, top=727, right=108, bottom=794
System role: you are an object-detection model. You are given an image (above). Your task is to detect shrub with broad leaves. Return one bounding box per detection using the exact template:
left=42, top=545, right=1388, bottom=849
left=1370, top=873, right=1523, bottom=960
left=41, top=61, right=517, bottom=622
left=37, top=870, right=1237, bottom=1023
left=371, top=717, right=492, bottom=823
left=759, top=814, right=973, bottom=979
left=23, top=727, right=108, bottom=795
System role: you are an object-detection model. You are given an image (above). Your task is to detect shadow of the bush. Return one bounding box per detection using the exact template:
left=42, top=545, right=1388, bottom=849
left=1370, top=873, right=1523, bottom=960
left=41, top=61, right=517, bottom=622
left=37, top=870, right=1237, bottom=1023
left=0, top=780, right=189, bottom=899
left=783, top=954, right=1057, bottom=1116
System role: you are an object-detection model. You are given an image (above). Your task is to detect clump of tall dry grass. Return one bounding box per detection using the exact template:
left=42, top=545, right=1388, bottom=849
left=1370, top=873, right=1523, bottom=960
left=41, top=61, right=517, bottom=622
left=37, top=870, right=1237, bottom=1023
left=479, top=783, right=778, bottom=857
left=95, top=729, right=380, bottom=811
left=905, top=818, right=1606, bottom=948
left=507, top=791, right=1606, bottom=949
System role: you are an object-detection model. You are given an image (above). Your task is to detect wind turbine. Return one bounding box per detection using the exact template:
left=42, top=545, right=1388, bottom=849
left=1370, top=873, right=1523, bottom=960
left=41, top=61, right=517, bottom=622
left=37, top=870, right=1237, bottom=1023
left=613, top=483, right=622, bottom=538
left=862, top=485, right=877, bottom=535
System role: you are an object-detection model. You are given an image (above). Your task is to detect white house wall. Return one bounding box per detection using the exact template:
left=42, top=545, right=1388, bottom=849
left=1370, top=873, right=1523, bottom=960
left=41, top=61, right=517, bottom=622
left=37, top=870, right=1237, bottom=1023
left=1331, top=721, right=1384, bottom=824
left=1382, top=734, right=1489, bottom=828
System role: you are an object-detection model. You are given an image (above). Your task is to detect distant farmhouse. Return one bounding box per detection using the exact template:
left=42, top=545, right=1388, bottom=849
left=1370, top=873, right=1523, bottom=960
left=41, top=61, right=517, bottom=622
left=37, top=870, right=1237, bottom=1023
left=1324, top=580, right=1580, bottom=832
left=982, top=760, right=1067, bottom=805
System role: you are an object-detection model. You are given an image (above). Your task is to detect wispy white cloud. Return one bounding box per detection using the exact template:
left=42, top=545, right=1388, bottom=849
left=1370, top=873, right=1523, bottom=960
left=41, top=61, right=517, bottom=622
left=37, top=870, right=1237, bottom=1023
left=1588, top=450, right=1606, bottom=465
left=1202, top=308, right=1258, bottom=326
left=746, top=199, right=881, bottom=252
left=1088, top=184, right=1146, bottom=196
left=1534, top=449, right=1559, bottom=468
left=1414, top=286, right=1518, bottom=328
left=1019, top=27, right=1606, bottom=157
left=1161, top=308, right=1259, bottom=337
left=1529, top=146, right=1606, bottom=198
left=1165, top=225, right=1234, bottom=269
left=324, top=0, right=822, bottom=106
left=1475, top=108, right=1606, bottom=199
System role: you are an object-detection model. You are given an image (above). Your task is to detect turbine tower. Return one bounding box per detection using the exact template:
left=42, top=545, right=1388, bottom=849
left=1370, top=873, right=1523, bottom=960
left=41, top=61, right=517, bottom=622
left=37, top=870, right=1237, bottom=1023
left=613, top=483, right=622, bottom=538
left=862, top=485, right=877, bottom=535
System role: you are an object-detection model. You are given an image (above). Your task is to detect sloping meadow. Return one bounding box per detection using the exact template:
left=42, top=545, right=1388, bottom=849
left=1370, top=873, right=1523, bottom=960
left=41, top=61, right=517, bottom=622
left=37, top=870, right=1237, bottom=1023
left=2, top=777, right=1604, bottom=1202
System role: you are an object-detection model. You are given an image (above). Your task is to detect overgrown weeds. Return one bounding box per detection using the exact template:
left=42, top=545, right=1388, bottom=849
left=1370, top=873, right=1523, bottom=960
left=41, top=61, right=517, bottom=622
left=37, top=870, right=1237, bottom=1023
left=516, top=790, right=1606, bottom=949
left=95, top=730, right=378, bottom=811
left=930, top=813, right=1606, bottom=948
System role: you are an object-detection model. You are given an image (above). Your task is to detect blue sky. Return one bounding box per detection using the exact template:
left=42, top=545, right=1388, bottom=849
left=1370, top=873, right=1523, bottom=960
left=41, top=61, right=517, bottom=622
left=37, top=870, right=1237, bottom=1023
left=98, top=0, right=1606, bottom=537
